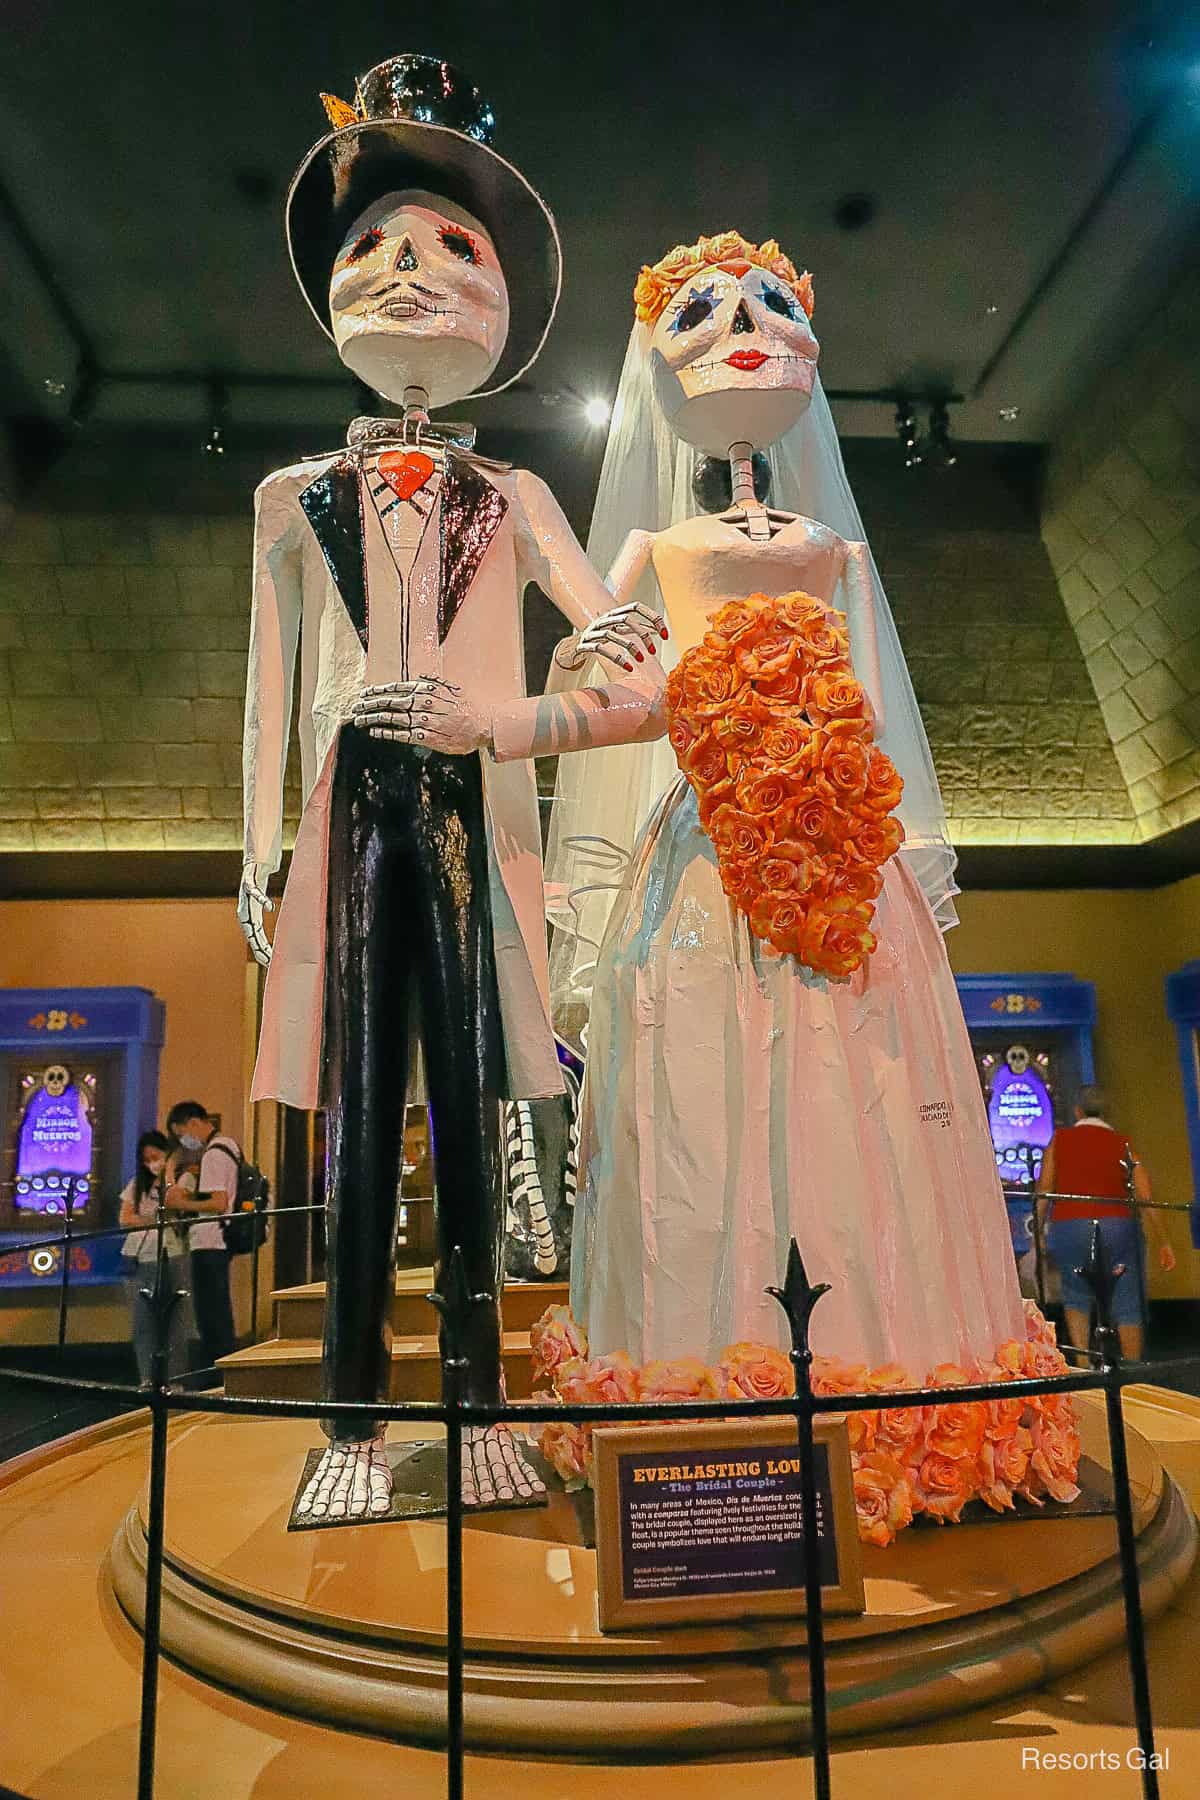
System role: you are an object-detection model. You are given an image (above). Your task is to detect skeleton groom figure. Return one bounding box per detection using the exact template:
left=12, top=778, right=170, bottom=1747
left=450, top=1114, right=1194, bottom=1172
left=239, top=56, right=661, bottom=1522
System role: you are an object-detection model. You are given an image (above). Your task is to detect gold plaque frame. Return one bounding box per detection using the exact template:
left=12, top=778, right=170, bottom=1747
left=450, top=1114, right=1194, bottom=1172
left=592, top=1415, right=864, bottom=1632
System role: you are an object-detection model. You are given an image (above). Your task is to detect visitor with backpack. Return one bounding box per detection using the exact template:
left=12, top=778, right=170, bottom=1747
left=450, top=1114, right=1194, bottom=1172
left=163, top=1099, right=241, bottom=1376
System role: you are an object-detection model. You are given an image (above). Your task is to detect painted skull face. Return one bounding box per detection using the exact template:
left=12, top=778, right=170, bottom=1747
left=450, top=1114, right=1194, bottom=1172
left=329, top=190, right=510, bottom=407
left=649, top=266, right=819, bottom=455
left=43, top=1065, right=69, bottom=1097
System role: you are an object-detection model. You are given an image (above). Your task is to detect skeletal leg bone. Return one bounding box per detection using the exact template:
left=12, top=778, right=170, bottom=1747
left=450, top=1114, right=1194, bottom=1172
left=462, top=1425, right=546, bottom=1509
left=295, top=1436, right=392, bottom=1522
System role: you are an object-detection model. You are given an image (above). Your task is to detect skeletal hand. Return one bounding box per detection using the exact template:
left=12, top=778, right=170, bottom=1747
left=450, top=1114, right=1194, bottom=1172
left=295, top=1437, right=392, bottom=1521
left=462, top=1425, right=546, bottom=1509
left=237, top=860, right=275, bottom=966
left=554, top=600, right=668, bottom=673
left=352, top=677, right=492, bottom=755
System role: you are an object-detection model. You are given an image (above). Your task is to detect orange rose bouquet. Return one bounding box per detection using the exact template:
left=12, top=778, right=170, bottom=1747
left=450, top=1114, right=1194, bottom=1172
left=666, top=592, right=904, bottom=978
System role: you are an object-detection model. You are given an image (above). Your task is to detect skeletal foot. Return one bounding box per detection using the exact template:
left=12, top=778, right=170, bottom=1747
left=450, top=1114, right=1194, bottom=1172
left=296, top=1436, right=392, bottom=1521
left=462, top=1424, right=546, bottom=1509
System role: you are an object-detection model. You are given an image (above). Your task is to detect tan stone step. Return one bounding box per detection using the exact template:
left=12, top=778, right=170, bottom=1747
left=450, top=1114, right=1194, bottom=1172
left=271, top=1266, right=567, bottom=1341
left=219, top=1329, right=537, bottom=1403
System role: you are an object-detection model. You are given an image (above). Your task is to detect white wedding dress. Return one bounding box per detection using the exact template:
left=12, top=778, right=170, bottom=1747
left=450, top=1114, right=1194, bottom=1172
left=570, top=510, right=1024, bottom=1376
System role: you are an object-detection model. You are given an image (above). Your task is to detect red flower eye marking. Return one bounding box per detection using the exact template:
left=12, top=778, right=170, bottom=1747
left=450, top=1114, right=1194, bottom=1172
left=346, top=225, right=383, bottom=263
left=439, top=225, right=481, bottom=265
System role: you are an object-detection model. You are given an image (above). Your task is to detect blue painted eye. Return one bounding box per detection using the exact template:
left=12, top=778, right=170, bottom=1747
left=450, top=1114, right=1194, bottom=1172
left=760, top=282, right=800, bottom=320
left=669, top=283, right=718, bottom=334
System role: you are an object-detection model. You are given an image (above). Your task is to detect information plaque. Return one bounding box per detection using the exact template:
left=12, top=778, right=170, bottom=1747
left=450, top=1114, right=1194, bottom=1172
left=593, top=1416, right=864, bottom=1631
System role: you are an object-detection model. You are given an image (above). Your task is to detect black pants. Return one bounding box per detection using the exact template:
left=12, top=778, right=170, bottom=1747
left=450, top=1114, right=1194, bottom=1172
left=189, top=1247, right=235, bottom=1372
left=322, top=729, right=507, bottom=1441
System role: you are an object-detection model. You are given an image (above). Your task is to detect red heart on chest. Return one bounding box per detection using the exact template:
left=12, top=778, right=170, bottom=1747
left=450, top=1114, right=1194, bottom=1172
left=376, top=449, right=436, bottom=503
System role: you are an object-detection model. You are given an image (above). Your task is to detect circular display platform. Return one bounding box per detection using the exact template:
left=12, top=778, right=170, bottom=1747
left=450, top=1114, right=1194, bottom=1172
left=107, top=1396, right=1197, bottom=1755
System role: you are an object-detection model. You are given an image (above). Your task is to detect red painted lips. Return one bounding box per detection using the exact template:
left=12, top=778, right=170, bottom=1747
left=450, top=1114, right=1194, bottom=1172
left=725, top=350, right=769, bottom=371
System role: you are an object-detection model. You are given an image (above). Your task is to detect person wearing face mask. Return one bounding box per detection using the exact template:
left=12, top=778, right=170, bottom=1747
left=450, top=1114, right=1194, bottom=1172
left=118, top=1129, right=190, bottom=1384
left=163, top=1099, right=239, bottom=1376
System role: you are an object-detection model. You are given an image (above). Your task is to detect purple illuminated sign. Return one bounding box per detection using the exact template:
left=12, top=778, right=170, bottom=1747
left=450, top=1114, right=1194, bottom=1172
left=988, top=1064, right=1054, bottom=1194
left=14, top=1067, right=94, bottom=1214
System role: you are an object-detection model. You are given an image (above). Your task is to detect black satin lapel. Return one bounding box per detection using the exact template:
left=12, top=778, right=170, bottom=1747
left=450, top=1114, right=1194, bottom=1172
left=440, top=456, right=508, bottom=643
left=300, top=457, right=368, bottom=650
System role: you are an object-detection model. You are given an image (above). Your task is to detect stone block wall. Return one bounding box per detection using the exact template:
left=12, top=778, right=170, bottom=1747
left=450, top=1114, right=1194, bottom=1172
left=1041, top=241, right=1200, bottom=839
left=0, top=430, right=1131, bottom=854
left=0, top=498, right=290, bottom=852
left=848, top=445, right=1131, bottom=845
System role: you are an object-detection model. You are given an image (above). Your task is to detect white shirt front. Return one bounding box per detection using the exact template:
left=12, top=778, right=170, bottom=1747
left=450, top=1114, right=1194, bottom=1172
left=188, top=1135, right=241, bottom=1252
left=361, top=449, right=445, bottom=688
left=120, top=1178, right=187, bottom=1262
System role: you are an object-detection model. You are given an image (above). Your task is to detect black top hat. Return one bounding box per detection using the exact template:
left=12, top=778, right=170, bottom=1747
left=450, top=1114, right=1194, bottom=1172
left=286, top=54, right=561, bottom=398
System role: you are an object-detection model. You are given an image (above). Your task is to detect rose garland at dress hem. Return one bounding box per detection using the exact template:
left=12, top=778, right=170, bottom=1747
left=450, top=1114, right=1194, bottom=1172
left=526, top=1300, right=1081, bottom=1547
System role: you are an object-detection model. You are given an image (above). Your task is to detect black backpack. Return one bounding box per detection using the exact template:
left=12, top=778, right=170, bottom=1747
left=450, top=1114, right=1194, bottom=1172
left=208, top=1142, right=271, bottom=1255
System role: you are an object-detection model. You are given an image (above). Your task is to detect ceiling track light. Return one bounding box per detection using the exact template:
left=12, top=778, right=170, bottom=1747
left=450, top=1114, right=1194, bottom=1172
left=926, top=398, right=958, bottom=470
left=203, top=377, right=230, bottom=455
left=893, top=395, right=960, bottom=472
left=895, top=396, right=922, bottom=469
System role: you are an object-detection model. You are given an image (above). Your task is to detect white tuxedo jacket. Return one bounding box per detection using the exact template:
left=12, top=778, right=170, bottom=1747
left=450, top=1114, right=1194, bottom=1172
left=243, top=446, right=663, bottom=1110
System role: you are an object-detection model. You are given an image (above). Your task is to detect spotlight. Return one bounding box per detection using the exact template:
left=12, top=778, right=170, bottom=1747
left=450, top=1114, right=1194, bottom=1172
left=895, top=397, right=922, bottom=470
left=583, top=396, right=611, bottom=428
left=204, top=377, right=229, bottom=455
left=927, top=399, right=958, bottom=470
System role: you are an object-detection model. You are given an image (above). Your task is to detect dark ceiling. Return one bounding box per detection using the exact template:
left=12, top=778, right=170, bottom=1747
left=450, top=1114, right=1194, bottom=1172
left=2, top=0, right=1199, bottom=452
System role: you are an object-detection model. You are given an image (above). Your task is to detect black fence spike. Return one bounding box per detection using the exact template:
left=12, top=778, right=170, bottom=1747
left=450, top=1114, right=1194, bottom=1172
left=767, top=1236, right=833, bottom=1362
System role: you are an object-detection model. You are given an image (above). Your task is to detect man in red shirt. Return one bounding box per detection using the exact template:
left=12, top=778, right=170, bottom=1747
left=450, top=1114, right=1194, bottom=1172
left=1036, top=1086, right=1175, bottom=1359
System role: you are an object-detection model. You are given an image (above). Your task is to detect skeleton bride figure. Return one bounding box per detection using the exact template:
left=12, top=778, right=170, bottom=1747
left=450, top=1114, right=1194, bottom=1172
left=506, top=231, right=1025, bottom=1380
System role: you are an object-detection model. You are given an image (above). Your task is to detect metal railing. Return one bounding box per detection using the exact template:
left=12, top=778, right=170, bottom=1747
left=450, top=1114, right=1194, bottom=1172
left=1, top=1198, right=1198, bottom=1800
